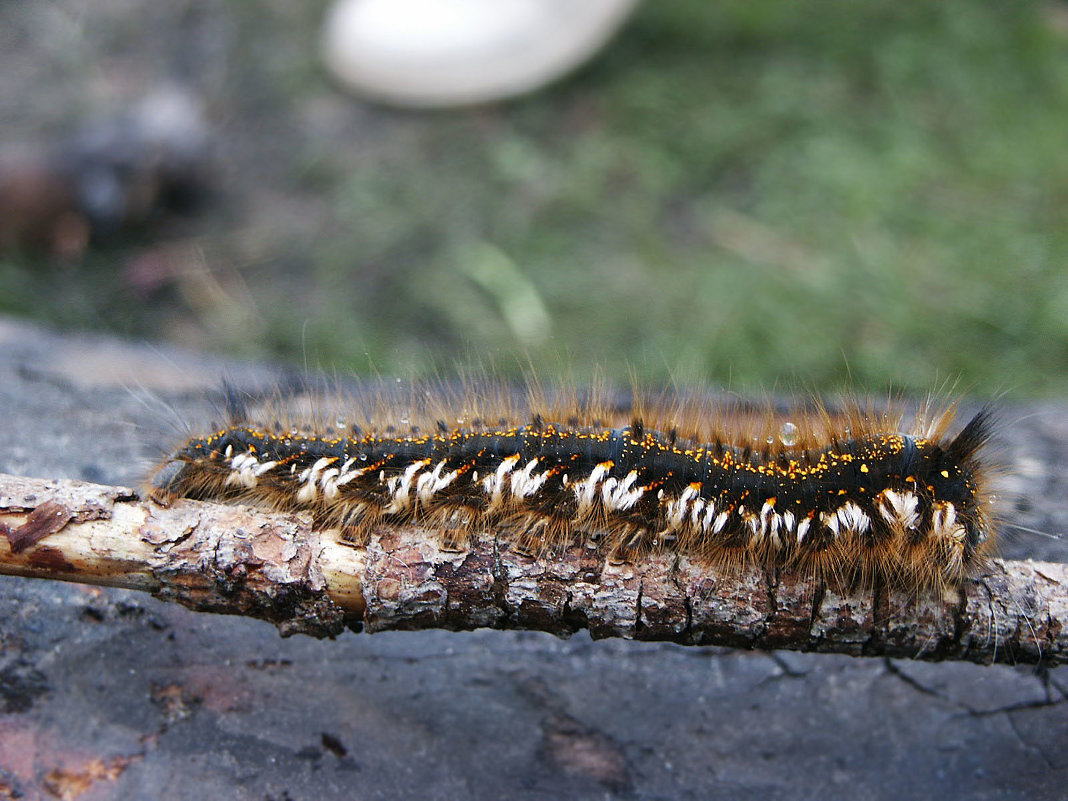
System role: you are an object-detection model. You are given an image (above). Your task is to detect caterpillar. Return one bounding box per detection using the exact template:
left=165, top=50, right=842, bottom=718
left=149, top=383, right=996, bottom=592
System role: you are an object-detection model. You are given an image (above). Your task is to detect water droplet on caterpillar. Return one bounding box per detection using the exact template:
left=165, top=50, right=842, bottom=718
left=779, top=422, right=798, bottom=447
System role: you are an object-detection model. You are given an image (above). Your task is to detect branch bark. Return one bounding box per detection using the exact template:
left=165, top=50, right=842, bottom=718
left=1, top=473, right=1064, bottom=666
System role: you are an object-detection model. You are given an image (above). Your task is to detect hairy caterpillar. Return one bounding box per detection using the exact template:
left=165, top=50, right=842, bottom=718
left=150, top=383, right=996, bottom=591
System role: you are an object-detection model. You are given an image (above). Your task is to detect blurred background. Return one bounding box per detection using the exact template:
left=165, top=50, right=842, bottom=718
left=1, top=0, right=1066, bottom=396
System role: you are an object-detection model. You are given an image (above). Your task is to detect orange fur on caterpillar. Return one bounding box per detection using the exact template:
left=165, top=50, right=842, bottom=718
left=149, top=383, right=997, bottom=593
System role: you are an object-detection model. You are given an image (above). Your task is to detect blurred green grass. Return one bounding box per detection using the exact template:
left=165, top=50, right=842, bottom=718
left=2, top=0, right=1067, bottom=395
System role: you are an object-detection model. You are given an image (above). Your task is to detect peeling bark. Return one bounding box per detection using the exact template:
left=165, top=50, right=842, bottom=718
left=0, top=473, right=1064, bottom=666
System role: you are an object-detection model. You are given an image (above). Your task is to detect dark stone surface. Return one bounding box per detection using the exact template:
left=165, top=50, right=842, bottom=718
left=0, top=317, right=1066, bottom=800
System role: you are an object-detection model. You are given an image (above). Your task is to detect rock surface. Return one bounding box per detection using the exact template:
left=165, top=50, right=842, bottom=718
left=0, top=317, right=1065, bottom=801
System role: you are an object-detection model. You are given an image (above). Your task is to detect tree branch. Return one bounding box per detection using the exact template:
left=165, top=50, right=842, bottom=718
left=1, top=473, right=1064, bottom=666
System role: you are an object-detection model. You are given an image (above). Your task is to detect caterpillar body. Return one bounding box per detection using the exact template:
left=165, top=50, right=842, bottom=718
left=150, top=386, right=996, bottom=591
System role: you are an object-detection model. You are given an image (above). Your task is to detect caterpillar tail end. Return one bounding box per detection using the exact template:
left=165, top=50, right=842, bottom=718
left=146, top=459, right=188, bottom=507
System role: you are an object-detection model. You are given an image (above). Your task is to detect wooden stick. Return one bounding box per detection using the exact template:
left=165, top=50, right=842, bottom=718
left=1, top=473, right=1064, bottom=665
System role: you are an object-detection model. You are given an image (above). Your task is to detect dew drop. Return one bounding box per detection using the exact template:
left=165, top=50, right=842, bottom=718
left=779, top=422, right=799, bottom=447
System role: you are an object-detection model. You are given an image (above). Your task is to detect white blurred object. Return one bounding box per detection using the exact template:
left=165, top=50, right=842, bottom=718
left=321, top=0, right=640, bottom=107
